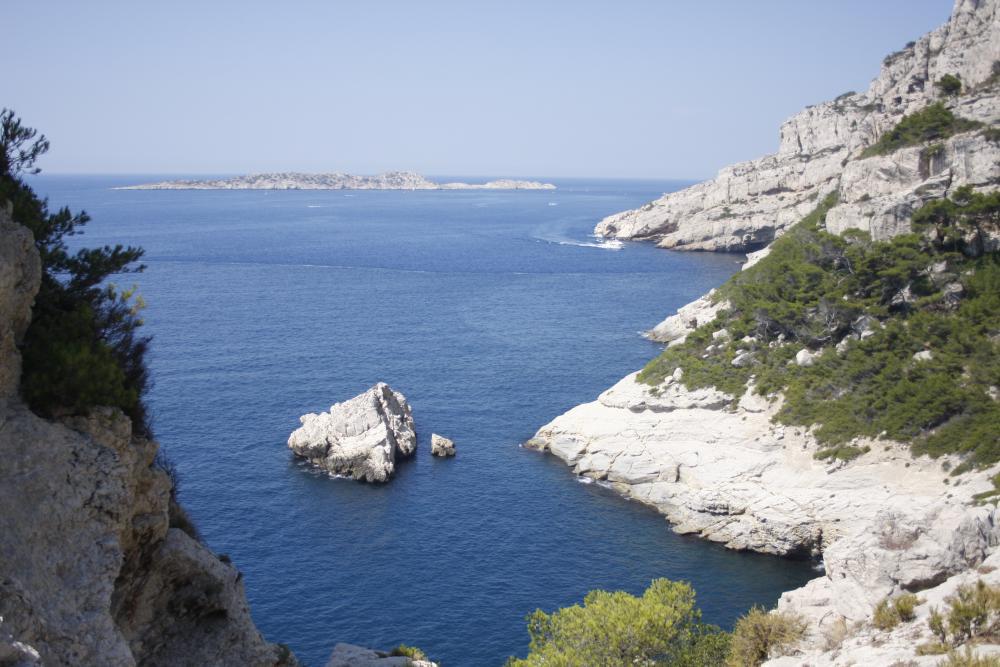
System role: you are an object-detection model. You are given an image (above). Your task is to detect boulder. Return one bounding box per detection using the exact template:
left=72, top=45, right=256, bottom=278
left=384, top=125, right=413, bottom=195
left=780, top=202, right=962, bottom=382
left=794, top=348, right=819, bottom=367
left=325, top=643, right=436, bottom=667
left=430, top=433, right=455, bottom=457
left=288, top=383, right=416, bottom=482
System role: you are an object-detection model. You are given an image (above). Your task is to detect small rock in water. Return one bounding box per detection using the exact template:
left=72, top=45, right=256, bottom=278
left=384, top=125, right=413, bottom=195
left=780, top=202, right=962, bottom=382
left=287, top=383, right=416, bottom=483
left=431, top=433, right=456, bottom=457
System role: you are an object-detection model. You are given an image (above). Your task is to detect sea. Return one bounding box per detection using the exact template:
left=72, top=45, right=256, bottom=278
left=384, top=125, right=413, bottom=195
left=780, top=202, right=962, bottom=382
left=29, top=175, right=817, bottom=666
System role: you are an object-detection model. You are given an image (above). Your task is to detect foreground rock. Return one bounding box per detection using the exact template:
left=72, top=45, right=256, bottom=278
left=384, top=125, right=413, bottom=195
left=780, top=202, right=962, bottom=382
left=0, top=209, right=294, bottom=665
left=326, top=643, right=437, bottom=667
left=430, top=433, right=455, bottom=457
left=117, top=171, right=556, bottom=191
left=595, top=0, right=1000, bottom=251
left=288, top=384, right=416, bottom=482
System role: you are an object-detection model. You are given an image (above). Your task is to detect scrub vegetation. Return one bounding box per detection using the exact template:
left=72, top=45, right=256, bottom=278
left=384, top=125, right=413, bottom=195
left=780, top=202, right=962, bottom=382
left=0, top=110, right=152, bottom=434
left=507, top=578, right=806, bottom=667
left=859, top=102, right=982, bottom=157
left=638, top=187, right=1000, bottom=469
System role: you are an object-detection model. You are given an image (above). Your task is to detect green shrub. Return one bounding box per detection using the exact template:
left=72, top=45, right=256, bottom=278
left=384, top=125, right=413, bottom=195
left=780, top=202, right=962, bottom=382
left=984, top=127, right=1000, bottom=143
left=860, top=103, right=982, bottom=158
left=896, top=593, right=920, bottom=622
left=874, top=593, right=921, bottom=630
left=389, top=645, right=429, bottom=661
left=936, top=74, right=963, bottom=96
left=938, top=646, right=1000, bottom=667
left=727, top=606, right=806, bottom=667
left=0, top=109, right=151, bottom=434
left=815, top=445, right=870, bottom=462
left=946, top=581, right=1000, bottom=643
left=507, top=578, right=730, bottom=666
left=639, top=188, right=1000, bottom=467
left=916, top=640, right=949, bottom=655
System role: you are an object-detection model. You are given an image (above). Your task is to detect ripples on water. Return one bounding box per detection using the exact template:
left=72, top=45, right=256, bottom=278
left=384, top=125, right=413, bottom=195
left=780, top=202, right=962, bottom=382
left=33, top=175, right=817, bottom=666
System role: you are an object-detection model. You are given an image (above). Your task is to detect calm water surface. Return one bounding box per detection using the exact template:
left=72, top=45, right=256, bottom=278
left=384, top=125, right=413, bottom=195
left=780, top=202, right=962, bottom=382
left=32, top=175, right=816, bottom=666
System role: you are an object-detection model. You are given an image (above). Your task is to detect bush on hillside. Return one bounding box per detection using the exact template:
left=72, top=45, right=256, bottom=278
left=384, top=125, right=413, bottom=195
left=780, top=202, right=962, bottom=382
left=873, top=593, right=920, bottom=630
left=0, top=109, right=151, bottom=434
left=726, top=606, right=806, bottom=667
left=638, top=188, right=1000, bottom=467
left=936, top=74, right=964, bottom=96
left=860, top=103, right=982, bottom=157
left=506, top=578, right=730, bottom=666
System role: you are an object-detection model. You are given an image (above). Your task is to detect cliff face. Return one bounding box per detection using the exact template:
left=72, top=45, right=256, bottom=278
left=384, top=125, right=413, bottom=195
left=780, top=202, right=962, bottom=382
left=0, top=208, right=293, bottom=665
left=531, top=2, right=1000, bottom=664
left=596, top=0, right=1000, bottom=251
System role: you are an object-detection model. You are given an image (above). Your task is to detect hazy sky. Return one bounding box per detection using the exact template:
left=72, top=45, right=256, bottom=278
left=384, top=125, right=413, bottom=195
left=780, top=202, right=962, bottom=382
left=9, top=1, right=951, bottom=178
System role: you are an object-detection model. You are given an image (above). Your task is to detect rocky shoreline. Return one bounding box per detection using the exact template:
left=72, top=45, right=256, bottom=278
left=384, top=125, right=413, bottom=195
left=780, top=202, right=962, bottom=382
left=117, top=171, right=556, bottom=191
left=530, top=0, right=1000, bottom=663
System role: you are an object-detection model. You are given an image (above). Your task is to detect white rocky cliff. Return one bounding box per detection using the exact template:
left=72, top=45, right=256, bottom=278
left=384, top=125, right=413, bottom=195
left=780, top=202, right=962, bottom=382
left=288, top=383, right=417, bottom=483
left=531, top=0, right=1000, bottom=664
left=0, top=209, right=295, bottom=666
left=596, top=0, right=999, bottom=251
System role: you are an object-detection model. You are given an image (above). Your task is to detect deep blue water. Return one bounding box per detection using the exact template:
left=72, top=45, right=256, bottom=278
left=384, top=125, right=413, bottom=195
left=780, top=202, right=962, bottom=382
left=31, top=175, right=816, bottom=666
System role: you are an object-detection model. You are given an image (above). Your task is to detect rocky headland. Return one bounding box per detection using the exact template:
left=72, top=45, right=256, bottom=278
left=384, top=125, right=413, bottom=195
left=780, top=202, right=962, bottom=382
left=530, top=0, right=1000, bottom=663
left=117, top=171, right=556, bottom=191
left=288, top=383, right=417, bottom=483
left=595, top=0, right=999, bottom=252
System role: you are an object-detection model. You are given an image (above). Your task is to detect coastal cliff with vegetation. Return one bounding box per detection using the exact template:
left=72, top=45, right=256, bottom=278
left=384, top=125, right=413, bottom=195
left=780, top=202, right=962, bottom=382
left=0, top=114, right=297, bottom=665
left=525, top=0, right=1000, bottom=664
left=596, top=0, right=998, bottom=252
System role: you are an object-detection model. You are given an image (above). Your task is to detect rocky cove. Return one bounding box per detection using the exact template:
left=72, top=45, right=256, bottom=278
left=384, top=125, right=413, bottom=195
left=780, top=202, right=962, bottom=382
left=528, top=0, right=1000, bottom=663
left=1, top=0, right=998, bottom=665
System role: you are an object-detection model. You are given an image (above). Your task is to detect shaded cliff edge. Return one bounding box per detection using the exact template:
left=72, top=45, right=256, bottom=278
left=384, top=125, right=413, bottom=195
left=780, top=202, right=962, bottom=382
left=596, top=0, right=1000, bottom=252
left=530, top=0, right=1000, bottom=663
left=0, top=205, right=297, bottom=665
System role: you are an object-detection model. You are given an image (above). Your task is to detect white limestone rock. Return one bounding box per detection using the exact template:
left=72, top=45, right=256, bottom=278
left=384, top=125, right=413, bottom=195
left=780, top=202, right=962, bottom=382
left=325, top=643, right=437, bottom=667
left=794, top=348, right=819, bottom=367
left=646, top=290, right=727, bottom=344
left=430, top=433, right=456, bottom=457
left=595, top=0, right=1000, bottom=252
left=288, top=384, right=416, bottom=483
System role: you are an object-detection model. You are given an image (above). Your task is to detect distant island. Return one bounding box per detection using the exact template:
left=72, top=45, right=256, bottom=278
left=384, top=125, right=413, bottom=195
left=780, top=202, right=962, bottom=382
left=116, top=171, right=556, bottom=191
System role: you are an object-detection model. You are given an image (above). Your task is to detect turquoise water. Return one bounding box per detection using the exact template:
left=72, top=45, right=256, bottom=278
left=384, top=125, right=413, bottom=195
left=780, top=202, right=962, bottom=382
left=32, top=175, right=816, bottom=666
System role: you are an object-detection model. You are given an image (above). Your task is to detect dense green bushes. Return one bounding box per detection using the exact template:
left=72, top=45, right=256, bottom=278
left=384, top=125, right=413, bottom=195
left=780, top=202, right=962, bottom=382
left=506, top=579, right=731, bottom=666
left=507, top=578, right=813, bottom=666
left=638, top=188, right=1000, bottom=466
left=860, top=102, right=982, bottom=157
left=936, top=74, right=964, bottom=96
left=0, top=110, right=151, bottom=433
left=726, top=606, right=806, bottom=667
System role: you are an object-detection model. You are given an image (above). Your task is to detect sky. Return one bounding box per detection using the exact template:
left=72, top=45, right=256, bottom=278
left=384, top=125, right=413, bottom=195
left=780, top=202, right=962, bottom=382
left=8, top=0, right=953, bottom=179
